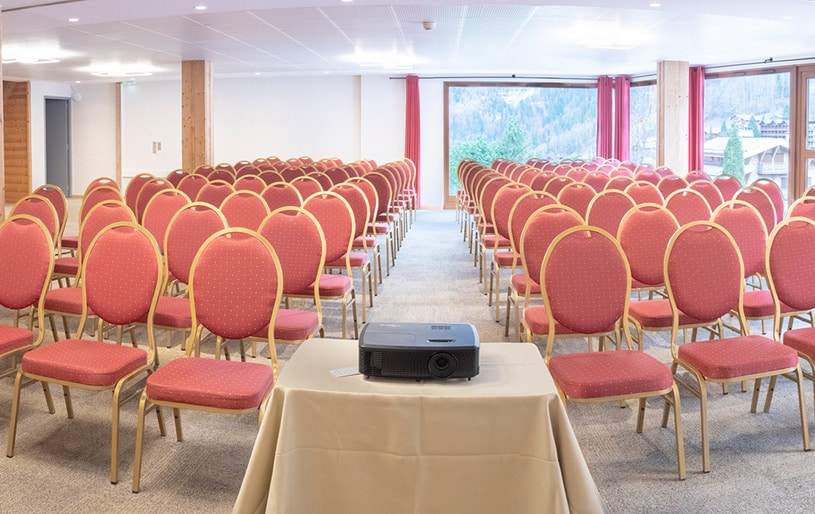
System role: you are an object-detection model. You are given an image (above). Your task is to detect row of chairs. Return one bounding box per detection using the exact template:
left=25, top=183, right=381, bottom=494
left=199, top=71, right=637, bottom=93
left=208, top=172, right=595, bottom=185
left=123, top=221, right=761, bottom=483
left=0, top=213, right=300, bottom=490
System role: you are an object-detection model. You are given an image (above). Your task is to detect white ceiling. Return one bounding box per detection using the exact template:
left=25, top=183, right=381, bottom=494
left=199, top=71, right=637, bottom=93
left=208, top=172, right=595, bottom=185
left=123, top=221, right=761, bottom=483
left=2, top=0, right=815, bottom=83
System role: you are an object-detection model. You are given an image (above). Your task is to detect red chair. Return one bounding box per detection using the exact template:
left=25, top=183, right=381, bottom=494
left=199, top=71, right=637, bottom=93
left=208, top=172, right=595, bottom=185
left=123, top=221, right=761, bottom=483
left=541, top=225, right=686, bottom=479
left=766, top=217, right=815, bottom=423
left=290, top=175, right=324, bottom=200
left=657, top=174, right=688, bottom=200
left=255, top=207, right=326, bottom=360
left=734, top=185, right=777, bottom=234
left=142, top=189, right=191, bottom=254
left=664, top=188, right=712, bottom=226
left=124, top=173, right=156, bottom=215
left=303, top=191, right=360, bottom=339
left=9, top=194, right=60, bottom=246
left=685, top=169, right=711, bottom=183
left=604, top=175, right=635, bottom=191
left=346, top=177, right=385, bottom=284
left=556, top=181, right=595, bottom=219
left=131, top=228, right=283, bottom=493
left=220, top=190, right=270, bottom=231
left=788, top=196, right=815, bottom=220
left=751, top=178, right=786, bottom=223
left=308, top=172, right=333, bottom=191
left=582, top=170, right=611, bottom=192
left=664, top=221, right=810, bottom=472
left=195, top=180, right=235, bottom=208
left=33, top=184, right=68, bottom=252
left=712, top=174, right=742, bottom=201
left=258, top=170, right=285, bottom=185
left=618, top=204, right=681, bottom=348
left=177, top=173, right=209, bottom=202
left=8, top=222, right=164, bottom=485
left=518, top=205, right=583, bottom=342
left=236, top=164, right=262, bottom=179
left=543, top=176, right=575, bottom=197
left=625, top=181, right=664, bottom=205
left=194, top=164, right=216, bottom=178
left=261, top=182, right=303, bottom=212
left=0, top=215, right=54, bottom=379
left=688, top=180, right=725, bottom=212
left=44, top=200, right=136, bottom=340
left=165, top=169, right=187, bottom=187
left=475, top=176, right=513, bottom=283
left=503, top=191, right=559, bottom=338
left=234, top=174, right=266, bottom=193
left=585, top=189, right=636, bottom=237
left=135, top=178, right=173, bottom=223
left=61, top=184, right=123, bottom=255
left=633, top=169, right=660, bottom=184
left=208, top=168, right=235, bottom=184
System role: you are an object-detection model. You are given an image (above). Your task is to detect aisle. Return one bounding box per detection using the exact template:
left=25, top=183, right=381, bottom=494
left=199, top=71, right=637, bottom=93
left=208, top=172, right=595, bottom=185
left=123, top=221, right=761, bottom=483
left=364, top=209, right=510, bottom=343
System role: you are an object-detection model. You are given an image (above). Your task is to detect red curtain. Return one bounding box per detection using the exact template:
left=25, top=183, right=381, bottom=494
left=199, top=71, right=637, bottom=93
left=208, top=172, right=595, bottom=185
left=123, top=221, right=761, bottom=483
left=613, top=76, right=630, bottom=161
left=596, top=76, right=614, bottom=159
left=404, top=75, right=421, bottom=208
left=688, top=66, right=705, bottom=171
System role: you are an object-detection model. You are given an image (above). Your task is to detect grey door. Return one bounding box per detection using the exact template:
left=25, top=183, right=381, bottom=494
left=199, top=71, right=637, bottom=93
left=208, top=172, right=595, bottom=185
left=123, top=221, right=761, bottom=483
left=45, top=97, right=71, bottom=196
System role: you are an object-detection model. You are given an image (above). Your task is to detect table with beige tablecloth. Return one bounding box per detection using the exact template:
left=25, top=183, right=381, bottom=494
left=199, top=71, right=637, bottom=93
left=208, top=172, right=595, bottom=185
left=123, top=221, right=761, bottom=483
left=234, top=338, right=603, bottom=513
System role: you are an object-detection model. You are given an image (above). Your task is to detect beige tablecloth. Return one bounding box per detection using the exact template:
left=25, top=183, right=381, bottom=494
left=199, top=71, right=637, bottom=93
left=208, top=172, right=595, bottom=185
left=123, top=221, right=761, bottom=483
left=234, top=339, right=603, bottom=513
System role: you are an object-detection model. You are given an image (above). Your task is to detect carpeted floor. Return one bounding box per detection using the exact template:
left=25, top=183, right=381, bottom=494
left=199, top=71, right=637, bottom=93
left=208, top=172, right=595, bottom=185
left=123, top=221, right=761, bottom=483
left=1, top=203, right=814, bottom=513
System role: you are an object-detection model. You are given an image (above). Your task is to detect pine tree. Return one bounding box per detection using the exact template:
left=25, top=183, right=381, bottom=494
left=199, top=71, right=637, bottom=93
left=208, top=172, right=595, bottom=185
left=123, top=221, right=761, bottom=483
left=720, top=120, right=728, bottom=136
left=722, top=125, right=745, bottom=182
left=748, top=115, right=761, bottom=137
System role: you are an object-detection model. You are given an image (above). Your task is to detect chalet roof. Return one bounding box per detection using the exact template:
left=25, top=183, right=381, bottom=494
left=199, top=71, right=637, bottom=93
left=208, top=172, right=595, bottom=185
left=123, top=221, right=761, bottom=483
left=704, top=137, right=788, bottom=159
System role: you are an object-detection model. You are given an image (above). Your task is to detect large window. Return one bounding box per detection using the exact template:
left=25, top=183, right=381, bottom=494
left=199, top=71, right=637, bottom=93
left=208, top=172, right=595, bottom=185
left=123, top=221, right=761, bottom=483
left=445, top=83, right=597, bottom=198
left=629, top=82, right=657, bottom=165
left=703, top=71, right=791, bottom=199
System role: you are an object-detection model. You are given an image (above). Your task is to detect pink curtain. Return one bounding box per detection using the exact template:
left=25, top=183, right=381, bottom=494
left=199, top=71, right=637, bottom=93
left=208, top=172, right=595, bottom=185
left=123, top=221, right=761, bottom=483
left=613, top=76, right=630, bottom=161
left=688, top=66, right=705, bottom=171
left=405, top=75, right=421, bottom=208
left=596, top=77, right=614, bottom=159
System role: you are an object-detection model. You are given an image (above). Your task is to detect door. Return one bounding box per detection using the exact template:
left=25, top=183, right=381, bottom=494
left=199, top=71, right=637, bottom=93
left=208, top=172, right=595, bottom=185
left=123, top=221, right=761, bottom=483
left=45, top=97, right=71, bottom=196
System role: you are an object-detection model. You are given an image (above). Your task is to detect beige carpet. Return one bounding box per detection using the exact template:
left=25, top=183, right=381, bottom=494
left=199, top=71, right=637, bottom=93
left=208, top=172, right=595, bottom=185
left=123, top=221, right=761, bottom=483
left=1, top=204, right=814, bottom=513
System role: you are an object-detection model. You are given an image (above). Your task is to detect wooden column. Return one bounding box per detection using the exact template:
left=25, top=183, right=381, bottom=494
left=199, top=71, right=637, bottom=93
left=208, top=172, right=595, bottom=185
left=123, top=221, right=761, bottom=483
left=657, top=60, right=689, bottom=174
left=181, top=60, right=213, bottom=173
left=0, top=10, right=5, bottom=221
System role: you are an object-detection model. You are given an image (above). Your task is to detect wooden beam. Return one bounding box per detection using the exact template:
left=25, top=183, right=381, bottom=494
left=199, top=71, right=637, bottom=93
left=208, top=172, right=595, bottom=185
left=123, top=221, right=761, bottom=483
left=181, top=60, right=213, bottom=173
left=657, top=60, right=689, bottom=174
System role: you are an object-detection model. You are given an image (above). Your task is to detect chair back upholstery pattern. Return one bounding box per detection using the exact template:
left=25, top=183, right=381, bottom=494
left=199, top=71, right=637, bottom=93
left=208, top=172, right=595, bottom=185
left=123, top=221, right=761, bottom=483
left=331, top=183, right=371, bottom=239
left=124, top=173, right=156, bottom=214
left=303, top=192, right=355, bottom=263
left=618, top=204, right=679, bottom=287
left=507, top=191, right=558, bottom=255
left=712, top=174, right=742, bottom=201
left=688, top=180, right=724, bottom=212
left=665, top=222, right=743, bottom=323
left=788, top=196, right=815, bottom=220
left=664, top=189, right=712, bottom=226
left=10, top=194, right=60, bottom=242
left=79, top=185, right=123, bottom=222
left=711, top=200, right=767, bottom=278
left=262, top=182, right=303, bottom=211
left=135, top=178, right=174, bottom=223
left=260, top=207, right=326, bottom=296
left=0, top=215, right=54, bottom=311
left=586, top=189, right=636, bottom=237
left=766, top=217, right=815, bottom=312
left=556, top=182, right=595, bottom=218
left=234, top=174, right=266, bottom=193
left=734, top=186, right=777, bottom=233
left=189, top=229, right=283, bottom=341
left=583, top=171, right=611, bottom=192
left=220, top=190, right=271, bottom=230
left=625, top=181, right=664, bottom=205
left=657, top=175, right=688, bottom=199
left=177, top=173, right=209, bottom=201
left=83, top=223, right=163, bottom=327
left=750, top=178, right=786, bottom=223
left=80, top=200, right=137, bottom=265
left=196, top=180, right=235, bottom=207
left=142, top=189, right=191, bottom=253
left=542, top=226, right=630, bottom=335
left=164, top=203, right=229, bottom=286
left=33, top=184, right=68, bottom=239
left=519, top=205, right=583, bottom=286
left=492, top=183, right=532, bottom=240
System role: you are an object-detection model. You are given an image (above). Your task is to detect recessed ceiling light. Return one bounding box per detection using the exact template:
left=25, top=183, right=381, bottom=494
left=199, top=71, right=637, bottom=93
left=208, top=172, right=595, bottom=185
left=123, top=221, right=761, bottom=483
left=341, top=0, right=353, bottom=3
left=68, top=17, right=79, bottom=22
left=649, top=2, right=661, bottom=7
left=194, top=5, right=207, bottom=11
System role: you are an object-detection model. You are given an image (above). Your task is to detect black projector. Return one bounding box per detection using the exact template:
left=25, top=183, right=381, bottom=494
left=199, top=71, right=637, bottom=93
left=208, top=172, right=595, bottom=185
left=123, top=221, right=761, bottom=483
left=358, top=322, right=480, bottom=380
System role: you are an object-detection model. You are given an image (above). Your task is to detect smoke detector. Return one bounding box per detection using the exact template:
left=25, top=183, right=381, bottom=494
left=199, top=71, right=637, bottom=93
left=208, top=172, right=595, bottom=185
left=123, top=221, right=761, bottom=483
left=423, top=20, right=436, bottom=31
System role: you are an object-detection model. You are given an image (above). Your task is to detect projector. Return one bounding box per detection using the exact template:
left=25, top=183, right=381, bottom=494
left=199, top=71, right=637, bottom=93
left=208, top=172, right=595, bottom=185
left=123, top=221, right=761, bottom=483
left=359, top=322, right=480, bottom=380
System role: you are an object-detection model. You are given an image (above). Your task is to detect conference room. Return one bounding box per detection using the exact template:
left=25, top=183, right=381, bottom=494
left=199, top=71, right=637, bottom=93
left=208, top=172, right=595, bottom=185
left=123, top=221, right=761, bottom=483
left=2, top=1, right=815, bottom=513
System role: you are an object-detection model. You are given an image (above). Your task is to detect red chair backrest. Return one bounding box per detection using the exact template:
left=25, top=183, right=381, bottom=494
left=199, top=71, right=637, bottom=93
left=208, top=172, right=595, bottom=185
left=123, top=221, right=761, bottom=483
left=260, top=207, right=326, bottom=295
left=33, top=184, right=68, bottom=238
left=164, top=203, right=228, bottom=286
left=625, top=181, right=664, bottom=206
left=10, top=194, right=60, bottom=242
left=711, top=200, right=767, bottom=278
left=556, top=182, right=595, bottom=219
left=195, top=180, right=235, bottom=208
left=618, top=204, right=679, bottom=286
left=177, top=173, right=209, bottom=201
left=124, top=173, right=156, bottom=214
left=689, top=180, right=724, bottom=212
left=767, top=217, right=815, bottom=312
left=302, top=192, right=355, bottom=263
left=261, top=182, right=303, bottom=212
left=664, top=189, right=712, bottom=226
left=142, top=189, right=191, bottom=253
left=586, top=189, right=636, bottom=237
left=0, top=215, right=54, bottom=311
left=234, top=174, right=267, bottom=193
left=519, top=205, right=583, bottom=286
left=135, top=178, right=173, bottom=223
left=79, top=200, right=137, bottom=265
left=220, top=190, right=270, bottom=231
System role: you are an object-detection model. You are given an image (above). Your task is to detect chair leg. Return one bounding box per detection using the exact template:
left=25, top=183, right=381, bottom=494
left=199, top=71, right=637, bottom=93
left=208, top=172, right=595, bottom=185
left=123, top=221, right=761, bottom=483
left=6, top=370, right=26, bottom=458
left=110, top=385, right=124, bottom=484
left=669, top=384, right=686, bottom=480
left=132, top=394, right=150, bottom=493
left=794, top=367, right=811, bottom=451
left=635, top=397, right=646, bottom=433
left=63, top=385, right=74, bottom=418
left=173, top=408, right=183, bottom=441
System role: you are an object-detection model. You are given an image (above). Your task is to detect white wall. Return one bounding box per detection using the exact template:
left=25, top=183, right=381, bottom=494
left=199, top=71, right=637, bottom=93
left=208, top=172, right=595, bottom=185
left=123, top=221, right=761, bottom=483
left=34, top=74, right=447, bottom=207
left=72, top=83, right=118, bottom=195
left=29, top=81, right=72, bottom=190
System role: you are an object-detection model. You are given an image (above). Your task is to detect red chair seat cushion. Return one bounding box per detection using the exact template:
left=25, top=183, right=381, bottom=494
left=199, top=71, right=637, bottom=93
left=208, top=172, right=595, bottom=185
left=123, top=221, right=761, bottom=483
left=326, top=251, right=369, bottom=268
left=53, top=256, right=79, bottom=276
left=317, top=274, right=352, bottom=297
left=742, top=289, right=798, bottom=318
left=44, top=287, right=91, bottom=316
left=783, top=327, right=815, bottom=358
left=137, top=296, right=191, bottom=328
left=628, top=299, right=702, bottom=328
left=0, top=325, right=34, bottom=354
left=493, top=251, right=519, bottom=267
left=371, top=223, right=391, bottom=235
left=481, top=234, right=511, bottom=248
left=61, top=235, right=79, bottom=249
left=549, top=351, right=674, bottom=399
left=253, top=309, right=320, bottom=341
left=145, top=358, right=274, bottom=410
left=510, top=274, right=540, bottom=296
left=678, top=335, right=799, bottom=380
left=352, top=236, right=377, bottom=249
left=523, top=306, right=579, bottom=336
left=21, top=339, right=147, bottom=387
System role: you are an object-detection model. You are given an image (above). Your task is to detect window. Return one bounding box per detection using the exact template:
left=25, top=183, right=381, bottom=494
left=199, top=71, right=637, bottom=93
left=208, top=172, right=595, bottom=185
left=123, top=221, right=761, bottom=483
left=629, top=82, right=657, bottom=165
left=703, top=71, right=791, bottom=199
left=445, top=83, right=597, bottom=198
